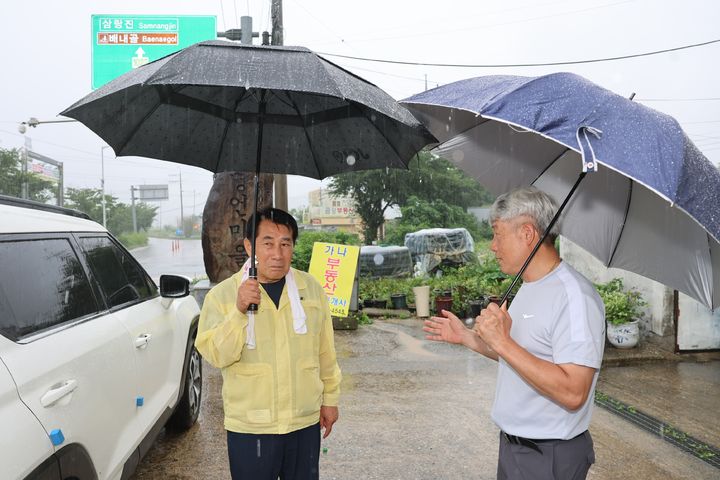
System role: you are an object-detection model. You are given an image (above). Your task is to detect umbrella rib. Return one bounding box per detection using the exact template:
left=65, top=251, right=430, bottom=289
left=114, top=85, right=171, bottom=153
left=706, top=233, right=716, bottom=309
left=213, top=89, right=253, bottom=172
left=606, top=177, right=633, bottom=266
left=162, top=89, right=365, bottom=127
left=529, top=148, right=570, bottom=186
left=355, top=106, right=407, bottom=169
left=281, top=90, right=325, bottom=178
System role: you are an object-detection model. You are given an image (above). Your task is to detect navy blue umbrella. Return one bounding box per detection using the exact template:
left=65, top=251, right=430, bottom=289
left=402, top=72, right=720, bottom=309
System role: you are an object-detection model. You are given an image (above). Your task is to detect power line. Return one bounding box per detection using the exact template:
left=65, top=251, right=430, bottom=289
left=318, top=38, right=720, bottom=68
left=325, top=0, right=634, bottom=47
left=218, top=0, right=227, bottom=31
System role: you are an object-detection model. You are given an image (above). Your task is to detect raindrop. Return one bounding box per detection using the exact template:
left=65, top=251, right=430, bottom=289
left=373, top=254, right=385, bottom=265
left=452, top=150, right=465, bottom=162
left=445, top=124, right=450, bottom=132
left=346, top=155, right=356, bottom=166
left=370, top=114, right=377, bottom=122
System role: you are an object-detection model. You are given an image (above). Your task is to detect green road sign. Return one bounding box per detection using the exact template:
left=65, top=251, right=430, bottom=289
left=91, top=15, right=217, bottom=89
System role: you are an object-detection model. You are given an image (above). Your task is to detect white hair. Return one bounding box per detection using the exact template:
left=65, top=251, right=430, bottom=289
left=489, top=186, right=560, bottom=239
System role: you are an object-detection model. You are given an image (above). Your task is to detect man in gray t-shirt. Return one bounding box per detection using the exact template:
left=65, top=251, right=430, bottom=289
left=424, top=187, right=605, bottom=480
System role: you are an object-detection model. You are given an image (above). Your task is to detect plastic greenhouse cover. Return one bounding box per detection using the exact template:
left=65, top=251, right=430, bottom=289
left=359, top=245, right=413, bottom=278
left=404, top=228, right=477, bottom=275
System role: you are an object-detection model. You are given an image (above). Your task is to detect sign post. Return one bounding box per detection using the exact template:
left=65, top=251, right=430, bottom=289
left=91, top=15, right=216, bottom=89
left=308, top=243, right=360, bottom=318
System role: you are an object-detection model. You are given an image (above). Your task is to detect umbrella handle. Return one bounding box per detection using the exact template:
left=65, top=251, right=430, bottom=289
left=248, top=265, right=258, bottom=312
left=498, top=172, right=587, bottom=306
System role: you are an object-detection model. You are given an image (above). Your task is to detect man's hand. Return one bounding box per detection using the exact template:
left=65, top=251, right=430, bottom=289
left=236, top=278, right=262, bottom=314
left=474, top=302, right=512, bottom=352
left=320, top=405, right=339, bottom=438
left=423, top=310, right=468, bottom=345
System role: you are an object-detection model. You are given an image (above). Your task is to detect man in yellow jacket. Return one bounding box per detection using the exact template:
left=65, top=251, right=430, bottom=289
left=196, top=208, right=342, bottom=480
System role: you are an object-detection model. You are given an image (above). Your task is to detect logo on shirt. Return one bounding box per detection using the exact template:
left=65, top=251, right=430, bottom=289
left=522, top=313, right=535, bottom=319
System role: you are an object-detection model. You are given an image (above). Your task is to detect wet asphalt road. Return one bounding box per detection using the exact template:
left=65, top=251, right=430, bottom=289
left=131, top=318, right=719, bottom=479
left=131, top=237, right=207, bottom=282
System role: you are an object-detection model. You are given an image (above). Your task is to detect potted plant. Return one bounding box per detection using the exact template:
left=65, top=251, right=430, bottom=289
left=596, top=278, right=646, bottom=349
left=359, top=278, right=390, bottom=309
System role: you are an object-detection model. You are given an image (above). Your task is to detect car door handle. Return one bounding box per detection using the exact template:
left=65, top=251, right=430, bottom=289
left=41, top=379, right=78, bottom=408
left=134, top=333, right=152, bottom=348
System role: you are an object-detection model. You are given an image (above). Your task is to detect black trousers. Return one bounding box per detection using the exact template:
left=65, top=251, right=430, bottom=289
left=227, top=423, right=320, bottom=480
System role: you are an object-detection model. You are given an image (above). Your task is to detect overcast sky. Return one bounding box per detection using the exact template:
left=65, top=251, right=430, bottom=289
left=1, top=0, right=718, bottom=225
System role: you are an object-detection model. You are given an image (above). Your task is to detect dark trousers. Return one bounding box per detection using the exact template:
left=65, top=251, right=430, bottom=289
left=227, top=423, right=320, bottom=480
left=497, top=430, right=595, bottom=480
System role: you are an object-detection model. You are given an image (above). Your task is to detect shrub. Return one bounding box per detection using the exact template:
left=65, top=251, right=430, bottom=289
left=357, top=257, right=519, bottom=316
left=293, top=230, right=360, bottom=272
left=596, top=278, right=646, bottom=326
left=117, top=231, right=148, bottom=250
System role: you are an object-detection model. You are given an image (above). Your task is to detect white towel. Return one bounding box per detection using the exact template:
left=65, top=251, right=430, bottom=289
left=240, top=259, right=307, bottom=349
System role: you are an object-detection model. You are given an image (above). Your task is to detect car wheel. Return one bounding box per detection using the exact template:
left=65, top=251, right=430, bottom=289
left=167, top=344, right=202, bottom=431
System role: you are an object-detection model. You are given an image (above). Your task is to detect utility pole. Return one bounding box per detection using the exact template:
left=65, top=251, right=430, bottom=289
left=272, top=0, right=288, bottom=211
left=100, top=146, right=112, bottom=227
left=20, top=136, right=31, bottom=199
left=130, top=186, right=138, bottom=233
left=178, top=169, right=185, bottom=233
left=203, top=14, right=276, bottom=283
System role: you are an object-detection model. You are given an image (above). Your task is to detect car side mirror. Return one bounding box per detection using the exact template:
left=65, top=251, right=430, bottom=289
left=160, top=275, right=190, bottom=298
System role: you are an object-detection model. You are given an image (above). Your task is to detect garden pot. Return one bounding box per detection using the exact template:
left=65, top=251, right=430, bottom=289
left=485, top=294, right=515, bottom=308
left=469, top=299, right=485, bottom=319
left=390, top=293, right=408, bottom=310
left=486, top=295, right=502, bottom=307
left=606, top=320, right=639, bottom=349
left=412, top=286, right=430, bottom=318
left=364, top=299, right=388, bottom=309
left=435, top=295, right=453, bottom=314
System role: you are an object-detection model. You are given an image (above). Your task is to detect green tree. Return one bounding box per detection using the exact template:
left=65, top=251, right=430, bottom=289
left=328, top=150, right=493, bottom=243
left=290, top=207, right=307, bottom=224
left=64, top=187, right=107, bottom=222
left=65, top=187, right=157, bottom=236
left=0, top=147, right=56, bottom=202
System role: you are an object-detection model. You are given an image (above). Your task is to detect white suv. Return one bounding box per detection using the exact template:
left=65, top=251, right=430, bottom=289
left=0, top=195, right=202, bottom=480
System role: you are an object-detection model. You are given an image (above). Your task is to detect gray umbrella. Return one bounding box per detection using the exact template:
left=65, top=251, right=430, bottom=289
left=62, top=40, right=435, bottom=303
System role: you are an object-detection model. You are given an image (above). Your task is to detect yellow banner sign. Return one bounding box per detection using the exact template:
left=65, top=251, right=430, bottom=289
left=308, top=242, right=360, bottom=317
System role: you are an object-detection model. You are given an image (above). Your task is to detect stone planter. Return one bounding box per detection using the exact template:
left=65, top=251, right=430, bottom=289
left=606, top=320, right=639, bottom=349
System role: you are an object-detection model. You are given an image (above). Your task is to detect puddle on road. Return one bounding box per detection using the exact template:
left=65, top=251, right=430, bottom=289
left=372, top=322, right=438, bottom=359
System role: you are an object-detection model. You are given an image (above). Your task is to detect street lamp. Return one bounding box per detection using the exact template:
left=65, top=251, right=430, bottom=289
left=100, top=146, right=113, bottom=227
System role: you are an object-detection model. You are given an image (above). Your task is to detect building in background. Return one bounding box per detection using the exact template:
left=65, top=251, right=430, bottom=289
left=305, top=188, right=362, bottom=235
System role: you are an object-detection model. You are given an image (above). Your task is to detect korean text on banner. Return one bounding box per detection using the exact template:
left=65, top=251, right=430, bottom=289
left=308, top=242, right=360, bottom=318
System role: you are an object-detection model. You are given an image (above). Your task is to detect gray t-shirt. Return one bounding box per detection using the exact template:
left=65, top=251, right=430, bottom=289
left=490, top=261, right=605, bottom=440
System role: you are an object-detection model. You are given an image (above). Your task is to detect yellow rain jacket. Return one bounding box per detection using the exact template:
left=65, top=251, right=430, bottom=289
left=195, top=267, right=342, bottom=434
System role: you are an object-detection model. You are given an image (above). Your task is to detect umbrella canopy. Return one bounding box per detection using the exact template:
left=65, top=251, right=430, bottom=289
left=63, top=40, right=435, bottom=300
left=62, top=40, right=434, bottom=178
left=402, top=72, right=720, bottom=309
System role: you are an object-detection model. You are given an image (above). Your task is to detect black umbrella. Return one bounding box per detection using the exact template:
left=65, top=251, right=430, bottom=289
left=62, top=40, right=435, bottom=307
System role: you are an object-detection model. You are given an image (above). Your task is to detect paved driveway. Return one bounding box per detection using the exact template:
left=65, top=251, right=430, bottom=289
left=132, top=318, right=719, bottom=479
